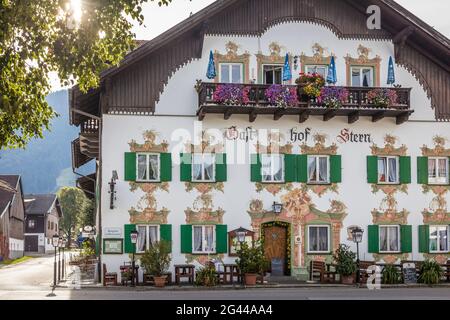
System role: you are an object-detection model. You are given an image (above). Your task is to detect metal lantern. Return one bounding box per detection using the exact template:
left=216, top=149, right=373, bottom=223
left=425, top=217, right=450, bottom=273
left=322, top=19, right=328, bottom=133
left=52, top=234, right=60, bottom=247
left=236, top=227, right=247, bottom=243
left=351, top=227, right=364, bottom=244
left=130, top=230, right=139, bottom=244
left=272, top=202, right=283, bottom=214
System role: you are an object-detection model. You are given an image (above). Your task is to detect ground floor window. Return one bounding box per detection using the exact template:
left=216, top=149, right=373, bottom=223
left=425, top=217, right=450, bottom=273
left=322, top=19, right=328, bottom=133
left=193, top=225, right=215, bottom=254
left=136, top=225, right=159, bottom=253
left=308, top=225, right=330, bottom=253
left=379, top=225, right=400, bottom=253
left=429, top=225, right=449, bottom=253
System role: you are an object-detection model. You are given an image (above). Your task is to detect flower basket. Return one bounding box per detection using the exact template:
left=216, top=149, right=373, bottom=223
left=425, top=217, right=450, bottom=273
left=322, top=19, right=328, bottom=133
left=317, top=86, right=349, bottom=109
left=264, top=84, right=299, bottom=108
left=295, top=73, right=325, bottom=102
left=213, top=84, right=251, bottom=106
left=367, top=88, right=398, bottom=108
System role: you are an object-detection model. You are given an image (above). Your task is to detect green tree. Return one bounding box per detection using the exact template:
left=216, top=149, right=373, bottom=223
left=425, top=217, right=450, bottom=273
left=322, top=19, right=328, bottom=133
left=0, top=0, right=171, bottom=149
left=57, top=186, right=91, bottom=246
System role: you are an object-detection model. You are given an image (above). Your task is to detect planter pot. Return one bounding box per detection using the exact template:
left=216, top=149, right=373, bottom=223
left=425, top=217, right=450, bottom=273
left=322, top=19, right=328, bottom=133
left=154, top=275, right=167, bottom=288
left=244, top=273, right=258, bottom=286
left=341, top=275, right=355, bottom=285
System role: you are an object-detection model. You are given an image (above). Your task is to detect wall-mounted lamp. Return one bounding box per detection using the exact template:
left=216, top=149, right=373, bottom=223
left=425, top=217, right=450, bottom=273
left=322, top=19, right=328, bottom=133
left=108, top=170, right=118, bottom=209
left=293, top=55, right=299, bottom=71
left=272, top=201, right=283, bottom=214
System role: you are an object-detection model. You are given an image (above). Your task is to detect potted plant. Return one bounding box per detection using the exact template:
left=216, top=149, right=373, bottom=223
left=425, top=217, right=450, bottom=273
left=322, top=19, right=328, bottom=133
left=418, top=260, right=443, bottom=285
left=195, top=262, right=218, bottom=287
left=295, top=72, right=325, bottom=101
left=212, top=84, right=251, bottom=105
left=317, top=86, right=349, bottom=108
left=140, top=240, right=171, bottom=288
left=264, top=84, right=299, bottom=108
left=333, top=244, right=357, bottom=284
left=382, top=264, right=402, bottom=284
left=367, top=88, right=398, bottom=108
left=235, top=241, right=269, bottom=286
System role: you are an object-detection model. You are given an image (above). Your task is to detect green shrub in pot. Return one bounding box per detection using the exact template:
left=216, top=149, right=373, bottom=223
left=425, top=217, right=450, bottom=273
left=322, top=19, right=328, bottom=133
left=382, top=264, right=402, bottom=284
left=333, top=244, right=357, bottom=284
left=418, top=260, right=443, bottom=285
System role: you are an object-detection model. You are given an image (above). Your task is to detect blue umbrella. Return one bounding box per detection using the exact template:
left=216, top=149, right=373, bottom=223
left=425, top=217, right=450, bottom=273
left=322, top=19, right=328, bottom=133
left=206, top=50, right=216, bottom=79
left=326, top=56, right=337, bottom=84
left=387, top=56, right=395, bottom=85
left=282, top=53, right=292, bottom=81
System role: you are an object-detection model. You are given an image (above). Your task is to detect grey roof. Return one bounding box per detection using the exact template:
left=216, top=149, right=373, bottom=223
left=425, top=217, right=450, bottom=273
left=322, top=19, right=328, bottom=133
left=0, top=175, right=20, bottom=214
left=24, top=194, right=57, bottom=215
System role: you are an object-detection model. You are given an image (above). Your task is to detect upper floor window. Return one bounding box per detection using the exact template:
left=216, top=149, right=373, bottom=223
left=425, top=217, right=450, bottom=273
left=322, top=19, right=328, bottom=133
left=48, top=221, right=50, bottom=230
left=305, top=65, right=328, bottom=79
left=428, top=157, right=449, bottom=185
left=308, top=155, right=330, bottom=184
left=261, top=154, right=284, bottom=183
left=308, top=225, right=330, bottom=253
left=219, top=63, right=243, bottom=83
left=192, top=154, right=215, bottom=182
left=379, top=225, right=400, bottom=253
left=429, top=225, right=449, bottom=253
left=263, top=65, right=283, bottom=84
left=50, top=221, right=54, bottom=230
left=377, top=156, right=399, bottom=184
left=137, top=225, right=159, bottom=253
left=137, top=153, right=160, bottom=182
left=28, top=219, right=35, bottom=228
left=193, top=225, right=215, bottom=254
left=351, top=66, right=374, bottom=87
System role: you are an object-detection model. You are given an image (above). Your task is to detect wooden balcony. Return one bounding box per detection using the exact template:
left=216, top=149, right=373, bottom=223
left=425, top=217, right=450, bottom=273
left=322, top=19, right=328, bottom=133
left=196, top=82, right=413, bottom=124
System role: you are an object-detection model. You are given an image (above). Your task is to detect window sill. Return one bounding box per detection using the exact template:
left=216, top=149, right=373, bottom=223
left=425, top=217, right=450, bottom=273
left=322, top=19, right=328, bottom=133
left=306, top=182, right=332, bottom=186
left=378, top=251, right=401, bottom=254
left=136, top=180, right=161, bottom=183
left=306, top=251, right=331, bottom=255
left=191, top=252, right=216, bottom=255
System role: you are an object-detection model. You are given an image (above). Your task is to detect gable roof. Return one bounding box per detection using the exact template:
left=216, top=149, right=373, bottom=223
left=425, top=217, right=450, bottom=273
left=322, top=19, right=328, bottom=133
left=24, top=194, right=59, bottom=216
left=0, top=175, right=21, bottom=215
left=70, top=0, right=450, bottom=123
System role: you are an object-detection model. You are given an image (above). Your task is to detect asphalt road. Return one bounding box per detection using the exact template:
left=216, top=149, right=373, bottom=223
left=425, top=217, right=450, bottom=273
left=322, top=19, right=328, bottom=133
left=1, top=255, right=450, bottom=300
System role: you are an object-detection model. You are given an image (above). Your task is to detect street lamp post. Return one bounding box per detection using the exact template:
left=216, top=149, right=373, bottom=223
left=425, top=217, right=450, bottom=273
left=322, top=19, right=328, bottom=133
left=351, top=227, right=364, bottom=284
left=62, top=238, right=67, bottom=280
left=130, top=230, right=139, bottom=287
left=51, top=234, right=60, bottom=289
left=57, top=236, right=62, bottom=282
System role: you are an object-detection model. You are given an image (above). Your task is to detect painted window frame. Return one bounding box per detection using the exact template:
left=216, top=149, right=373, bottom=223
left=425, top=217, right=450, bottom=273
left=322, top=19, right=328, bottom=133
left=191, top=153, right=216, bottom=183
left=428, top=157, right=449, bottom=185
left=307, top=155, right=330, bottom=184
left=192, top=225, right=216, bottom=254
left=219, top=63, right=244, bottom=84
left=350, top=66, right=374, bottom=87
left=377, top=156, right=400, bottom=184
left=305, top=64, right=328, bottom=79
left=260, top=154, right=285, bottom=183
left=136, top=153, right=161, bottom=182
left=429, top=225, right=449, bottom=253
left=136, top=224, right=160, bottom=254
left=262, top=64, right=284, bottom=84
left=307, top=225, right=331, bottom=254
left=378, top=225, right=401, bottom=253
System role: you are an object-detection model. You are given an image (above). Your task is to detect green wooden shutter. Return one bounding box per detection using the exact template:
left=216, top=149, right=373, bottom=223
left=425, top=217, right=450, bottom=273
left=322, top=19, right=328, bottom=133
left=180, top=225, right=192, bottom=253
left=399, top=156, right=411, bottom=184
left=297, top=154, right=308, bottom=183
left=160, top=153, right=172, bottom=182
left=367, top=156, right=378, bottom=184
left=400, top=225, right=412, bottom=253
left=124, top=224, right=136, bottom=253
left=330, top=155, right=342, bottom=183
left=180, top=153, right=192, bottom=182
left=250, top=154, right=262, bottom=182
left=368, top=225, right=379, bottom=253
left=284, top=154, right=297, bottom=182
left=160, top=224, right=172, bottom=253
left=417, top=156, right=429, bottom=184
left=215, top=153, right=227, bottom=182
left=418, top=225, right=430, bottom=253
left=124, top=153, right=136, bottom=181
left=215, top=224, right=228, bottom=253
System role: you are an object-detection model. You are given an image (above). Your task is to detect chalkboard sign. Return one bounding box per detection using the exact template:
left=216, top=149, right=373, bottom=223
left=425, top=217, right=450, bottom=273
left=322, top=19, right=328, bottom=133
left=402, top=263, right=417, bottom=284
left=271, top=258, right=284, bottom=276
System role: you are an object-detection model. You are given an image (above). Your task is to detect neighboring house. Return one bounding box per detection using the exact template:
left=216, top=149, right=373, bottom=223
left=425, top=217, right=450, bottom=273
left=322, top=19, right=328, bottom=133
left=24, top=194, right=63, bottom=254
left=69, top=0, right=450, bottom=281
left=0, top=175, right=25, bottom=260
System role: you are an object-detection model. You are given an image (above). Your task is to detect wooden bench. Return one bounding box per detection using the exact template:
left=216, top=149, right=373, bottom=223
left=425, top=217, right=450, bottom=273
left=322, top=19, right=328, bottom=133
left=103, top=264, right=118, bottom=286
left=143, top=272, right=173, bottom=285
left=309, top=261, right=336, bottom=283
left=357, top=261, right=375, bottom=283
left=174, top=264, right=195, bottom=285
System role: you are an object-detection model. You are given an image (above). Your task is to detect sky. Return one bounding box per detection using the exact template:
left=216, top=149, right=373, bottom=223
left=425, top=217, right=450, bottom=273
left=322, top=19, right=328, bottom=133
left=50, top=0, right=450, bottom=91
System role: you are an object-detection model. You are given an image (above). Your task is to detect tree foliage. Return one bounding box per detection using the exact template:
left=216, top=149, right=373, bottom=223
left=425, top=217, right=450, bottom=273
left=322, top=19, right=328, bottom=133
left=0, top=0, right=171, bottom=149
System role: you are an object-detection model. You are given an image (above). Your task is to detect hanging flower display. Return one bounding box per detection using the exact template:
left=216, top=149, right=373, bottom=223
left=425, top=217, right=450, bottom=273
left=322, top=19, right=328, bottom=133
left=295, top=72, right=325, bottom=100
left=212, top=84, right=251, bottom=105
left=367, top=88, right=398, bottom=108
left=317, top=86, right=349, bottom=109
left=264, top=84, right=299, bottom=108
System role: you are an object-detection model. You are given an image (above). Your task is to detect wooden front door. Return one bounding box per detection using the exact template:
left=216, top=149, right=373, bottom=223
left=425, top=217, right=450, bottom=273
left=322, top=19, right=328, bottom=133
left=25, top=235, right=38, bottom=252
left=263, top=225, right=287, bottom=275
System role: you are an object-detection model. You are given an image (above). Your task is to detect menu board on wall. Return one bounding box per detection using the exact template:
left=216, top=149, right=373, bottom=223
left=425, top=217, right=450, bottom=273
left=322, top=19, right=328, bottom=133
left=103, top=239, right=123, bottom=254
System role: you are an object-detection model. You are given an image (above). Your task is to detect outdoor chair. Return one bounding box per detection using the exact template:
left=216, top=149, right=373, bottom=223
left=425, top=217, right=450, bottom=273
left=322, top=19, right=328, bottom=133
left=102, top=263, right=118, bottom=286
left=309, top=261, right=336, bottom=283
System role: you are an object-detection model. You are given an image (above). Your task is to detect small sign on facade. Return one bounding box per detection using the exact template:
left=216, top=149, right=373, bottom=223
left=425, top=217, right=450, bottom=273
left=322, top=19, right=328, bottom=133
left=402, top=263, right=417, bottom=284
left=103, top=227, right=122, bottom=237
left=38, top=234, right=45, bottom=246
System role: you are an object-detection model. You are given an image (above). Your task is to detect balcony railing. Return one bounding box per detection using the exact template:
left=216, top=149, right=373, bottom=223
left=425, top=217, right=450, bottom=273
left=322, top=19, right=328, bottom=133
left=196, top=82, right=413, bottom=124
